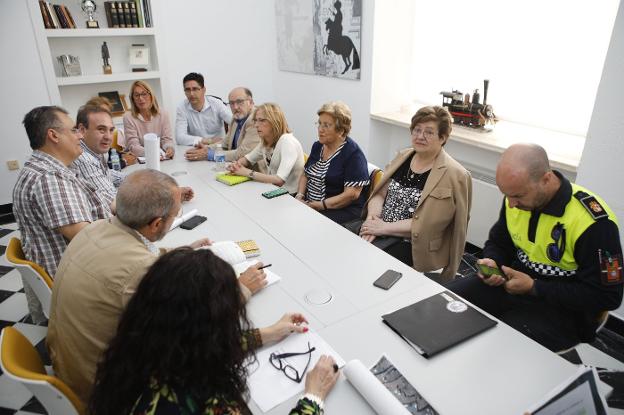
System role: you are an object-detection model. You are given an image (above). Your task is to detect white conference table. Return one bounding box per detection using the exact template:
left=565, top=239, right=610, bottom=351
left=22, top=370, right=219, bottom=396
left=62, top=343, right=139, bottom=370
left=138, top=149, right=579, bottom=415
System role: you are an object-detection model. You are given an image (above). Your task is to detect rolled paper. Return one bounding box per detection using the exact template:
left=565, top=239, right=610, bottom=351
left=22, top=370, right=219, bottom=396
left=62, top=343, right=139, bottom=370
left=144, top=133, right=160, bottom=171
left=343, top=359, right=411, bottom=415
left=170, top=209, right=198, bottom=230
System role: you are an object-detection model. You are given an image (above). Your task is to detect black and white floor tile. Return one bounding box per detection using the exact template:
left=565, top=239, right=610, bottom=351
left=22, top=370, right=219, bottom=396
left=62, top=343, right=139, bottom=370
left=0, top=224, right=622, bottom=414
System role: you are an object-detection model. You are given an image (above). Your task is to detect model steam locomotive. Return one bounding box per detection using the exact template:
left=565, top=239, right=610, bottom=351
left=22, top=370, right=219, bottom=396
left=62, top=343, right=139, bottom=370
left=440, top=79, right=496, bottom=129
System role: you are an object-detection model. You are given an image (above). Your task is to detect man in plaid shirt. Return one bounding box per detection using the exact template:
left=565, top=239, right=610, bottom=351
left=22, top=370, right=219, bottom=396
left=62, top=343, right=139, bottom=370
left=13, top=106, right=112, bottom=323
left=72, top=104, right=124, bottom=208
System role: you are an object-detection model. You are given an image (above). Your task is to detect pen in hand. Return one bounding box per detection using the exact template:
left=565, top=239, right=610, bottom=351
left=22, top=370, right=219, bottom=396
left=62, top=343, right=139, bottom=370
left=257, top=263, right=272, bottom=270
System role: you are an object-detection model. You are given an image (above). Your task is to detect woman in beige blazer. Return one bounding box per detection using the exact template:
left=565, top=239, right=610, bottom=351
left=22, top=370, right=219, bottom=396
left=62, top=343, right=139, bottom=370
left=360, top=106, right=472, bottom=281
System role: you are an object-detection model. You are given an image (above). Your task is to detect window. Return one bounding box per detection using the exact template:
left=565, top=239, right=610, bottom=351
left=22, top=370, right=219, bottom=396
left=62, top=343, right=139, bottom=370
left=374, top=0, right=619, bottom=137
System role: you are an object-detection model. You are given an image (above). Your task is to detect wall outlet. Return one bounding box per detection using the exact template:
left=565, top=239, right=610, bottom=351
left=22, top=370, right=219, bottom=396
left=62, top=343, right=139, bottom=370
left=7, top=160, right=19, bottom=171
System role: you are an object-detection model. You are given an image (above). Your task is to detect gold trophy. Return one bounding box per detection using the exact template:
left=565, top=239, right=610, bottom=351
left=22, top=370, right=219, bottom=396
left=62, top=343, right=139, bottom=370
left=82, top=0, right=99, bottom=29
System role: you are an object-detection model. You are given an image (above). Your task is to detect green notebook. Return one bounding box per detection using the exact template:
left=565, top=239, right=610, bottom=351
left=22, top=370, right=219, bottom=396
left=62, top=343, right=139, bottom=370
left=216, top=173, right=251, bottom=186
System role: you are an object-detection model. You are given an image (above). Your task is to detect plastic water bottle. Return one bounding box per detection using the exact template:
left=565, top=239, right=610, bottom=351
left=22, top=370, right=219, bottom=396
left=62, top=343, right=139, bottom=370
left=214, top=144, right=226, bottom=171
left=110, top=148, right=121, bottom=171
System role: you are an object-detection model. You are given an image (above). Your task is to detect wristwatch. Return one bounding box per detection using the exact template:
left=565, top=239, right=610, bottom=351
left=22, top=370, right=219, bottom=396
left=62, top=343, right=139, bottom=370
left=249, top=170, right=255, bottom=179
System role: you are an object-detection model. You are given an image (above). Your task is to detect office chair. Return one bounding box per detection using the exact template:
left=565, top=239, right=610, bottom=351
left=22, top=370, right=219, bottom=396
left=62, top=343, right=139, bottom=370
left=0, top=326, right=84, bottom=415
left=367, top=162, right=383, bottom=197
left=5, top=237, right=53, bottom=319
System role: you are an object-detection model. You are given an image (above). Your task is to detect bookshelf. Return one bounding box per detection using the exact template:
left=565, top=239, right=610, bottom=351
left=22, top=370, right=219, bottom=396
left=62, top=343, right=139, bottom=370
left=26, top=0, right=169, bottom=123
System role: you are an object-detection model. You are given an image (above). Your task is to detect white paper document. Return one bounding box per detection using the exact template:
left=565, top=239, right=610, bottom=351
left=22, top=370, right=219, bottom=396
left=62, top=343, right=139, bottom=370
left=527, top=366, right=608, bottom=415
left=247, top=331, right=345, bottom=412
left=208, top=241, right=247, bottom=265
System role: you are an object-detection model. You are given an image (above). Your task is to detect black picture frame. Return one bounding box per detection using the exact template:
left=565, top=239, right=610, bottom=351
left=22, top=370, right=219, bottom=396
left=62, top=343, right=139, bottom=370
left=98, top=91, right=125, bottom=115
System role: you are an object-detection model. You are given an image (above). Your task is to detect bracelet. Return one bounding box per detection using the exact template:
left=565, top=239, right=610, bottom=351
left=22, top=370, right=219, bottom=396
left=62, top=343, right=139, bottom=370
left=249, top=170, right=255, bottom=179
left=302, top=393, right=325, bottom=411
left=295, top=193, right=305, bottom=199
left=322, top=199, right=328, bottom=210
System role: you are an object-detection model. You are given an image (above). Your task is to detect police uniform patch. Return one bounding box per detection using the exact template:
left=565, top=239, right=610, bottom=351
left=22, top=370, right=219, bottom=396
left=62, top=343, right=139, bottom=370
left=574, top=191, right=609, bottom=220
left=599, top=249, right=623, bottom=285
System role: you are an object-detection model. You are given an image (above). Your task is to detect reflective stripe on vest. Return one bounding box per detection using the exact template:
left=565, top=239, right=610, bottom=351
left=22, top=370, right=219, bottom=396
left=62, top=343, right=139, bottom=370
left=505, top=183, right=618, bottom=278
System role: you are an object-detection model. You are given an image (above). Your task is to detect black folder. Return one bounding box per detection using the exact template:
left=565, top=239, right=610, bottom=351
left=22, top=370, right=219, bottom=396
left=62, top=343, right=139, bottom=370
left=382, top=290, right=497, bottom=358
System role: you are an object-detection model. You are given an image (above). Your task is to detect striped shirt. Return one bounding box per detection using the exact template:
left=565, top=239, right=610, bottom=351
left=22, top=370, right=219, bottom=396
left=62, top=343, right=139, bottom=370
left=12, top=150, right=112, bottom=278
left=72, top=141, right=124, bottom=207
left=304, top=137, right=369, bottom=205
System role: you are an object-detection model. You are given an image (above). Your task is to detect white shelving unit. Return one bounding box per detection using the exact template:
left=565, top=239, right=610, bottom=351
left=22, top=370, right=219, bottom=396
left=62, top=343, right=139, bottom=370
left=26, top=0, right=170, bottom=122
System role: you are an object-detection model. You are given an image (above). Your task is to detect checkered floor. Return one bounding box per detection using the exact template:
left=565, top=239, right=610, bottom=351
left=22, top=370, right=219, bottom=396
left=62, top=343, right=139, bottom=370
left=0, top=223, right=623, bottom=414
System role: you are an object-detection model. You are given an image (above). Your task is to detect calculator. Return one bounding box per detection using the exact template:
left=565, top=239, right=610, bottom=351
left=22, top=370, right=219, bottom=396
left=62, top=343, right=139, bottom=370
left=262, top=188, right=289, bottom=199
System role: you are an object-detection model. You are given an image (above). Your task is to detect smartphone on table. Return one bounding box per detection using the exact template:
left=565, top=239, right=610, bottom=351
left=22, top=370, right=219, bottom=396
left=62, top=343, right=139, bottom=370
left=262, top=188, right=289, bottom=199
left=179, top=215, right=207, bottom=230
left=373, top=269, right=403, bottom=290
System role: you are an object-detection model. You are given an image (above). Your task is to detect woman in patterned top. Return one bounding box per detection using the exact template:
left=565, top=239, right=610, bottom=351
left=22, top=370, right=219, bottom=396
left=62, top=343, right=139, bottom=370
left=296, top=101, right=369, bottom=224
left=89, top=248, right=339, bottom=415
left=359, top=106, right=472, bottom=281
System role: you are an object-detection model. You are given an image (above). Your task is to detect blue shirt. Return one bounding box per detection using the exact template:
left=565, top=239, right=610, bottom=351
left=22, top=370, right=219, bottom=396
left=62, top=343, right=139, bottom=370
left=304, top=137, right=369, bottom=209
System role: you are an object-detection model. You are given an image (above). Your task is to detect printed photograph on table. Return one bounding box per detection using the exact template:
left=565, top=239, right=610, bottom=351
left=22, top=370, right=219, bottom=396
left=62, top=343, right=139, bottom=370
left=371, top=355, right=438, bottom=415
left=275, top=0, right=361, bottom=80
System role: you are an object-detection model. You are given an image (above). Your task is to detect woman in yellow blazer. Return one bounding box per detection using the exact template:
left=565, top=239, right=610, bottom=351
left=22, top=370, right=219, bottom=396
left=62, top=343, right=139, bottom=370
left=360, top=106, right=472, bottom=281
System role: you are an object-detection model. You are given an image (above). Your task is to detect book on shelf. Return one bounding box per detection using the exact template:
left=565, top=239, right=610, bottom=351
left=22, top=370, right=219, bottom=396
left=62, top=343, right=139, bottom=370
left=115, top=1, right=126, bottom=27
left=135, top=0, right=145, bottom=27
left=129, top=1, right=139, bottom=27
left=122, top=2, right=132, bottom=28
left=62, top=5, right=76, bottom=28
left=38, top=1, right=52, bottom=28
left=143, top=0, right=152, bottom=27
left=45, top=2, right=60, bottom=28
left=104, top=2, right=120, bottom=28
left=52, top=4, right=69, bottom=28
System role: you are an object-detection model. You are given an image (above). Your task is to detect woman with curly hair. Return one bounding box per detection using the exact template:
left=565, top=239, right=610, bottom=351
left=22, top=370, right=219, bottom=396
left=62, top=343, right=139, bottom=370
left=89, top=247, right=338, bottom=415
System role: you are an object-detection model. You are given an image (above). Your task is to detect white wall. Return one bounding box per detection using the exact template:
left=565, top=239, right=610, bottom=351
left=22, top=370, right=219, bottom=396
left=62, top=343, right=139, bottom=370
left=270, top=1, right=375, bottom=156
left=576, top=1, right=624, bottom=319
left=158, top=0, right=276, bottom=118
left=0, top=1, right=52, bottom=205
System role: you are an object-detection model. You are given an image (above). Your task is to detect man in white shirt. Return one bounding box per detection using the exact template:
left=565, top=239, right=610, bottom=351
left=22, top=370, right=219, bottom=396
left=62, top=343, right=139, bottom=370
left=175, top=72, right=232, bottom=146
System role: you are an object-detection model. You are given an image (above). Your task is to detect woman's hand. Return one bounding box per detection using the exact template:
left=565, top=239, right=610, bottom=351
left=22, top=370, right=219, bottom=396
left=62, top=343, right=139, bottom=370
left=260, top=313, right=309, bottom=344
left=359, top=216, right=387, bottom=243
left=304, top=355, right=340, bottom=401
left=227, top=161, right=250, bottom=177
left=165, top=147, right=175, bottom=159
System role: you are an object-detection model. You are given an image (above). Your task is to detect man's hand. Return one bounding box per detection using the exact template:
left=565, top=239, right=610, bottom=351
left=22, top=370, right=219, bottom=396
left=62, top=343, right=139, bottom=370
left=165, top=147, right=175, bottom=159
left=189, top=238, right=212, bottom=249
left=201, top=137, right=223, bottom=145
left=180, top=186, right=194, bottom=202
left=239, top=262, right=268, bottom=294
left=185, top=144, right=208, bottom=162
left=476, top=258, right=506, bottom=286
left=502, top=266, right=535, bottom=295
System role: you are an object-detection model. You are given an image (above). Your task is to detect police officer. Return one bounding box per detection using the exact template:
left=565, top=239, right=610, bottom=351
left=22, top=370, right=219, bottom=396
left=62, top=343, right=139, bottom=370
left=449, top=143, right=623, bottom=351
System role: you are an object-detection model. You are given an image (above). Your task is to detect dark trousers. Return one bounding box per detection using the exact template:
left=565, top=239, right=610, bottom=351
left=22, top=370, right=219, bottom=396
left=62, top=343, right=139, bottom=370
left=320, top=206, right=362, bottom=225
left=447, top=275, right=582, bottom=351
